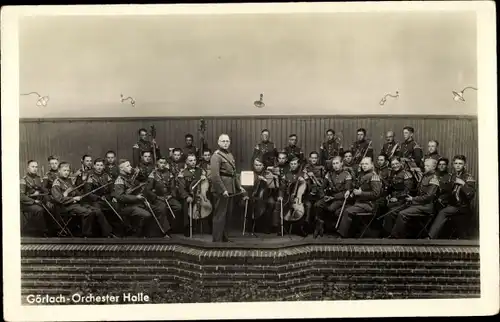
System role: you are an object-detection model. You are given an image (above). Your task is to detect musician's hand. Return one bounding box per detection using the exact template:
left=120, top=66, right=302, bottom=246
left=307, top=172, right=314, bottom=177
left=258, top=175, right=266, bottom=181
left=46, top=201, right=53, bottom=208
left=100, top=196, right=106, bottom=201
left=34, top=200, right=41, bottom=204
left=33, top=191, right=40, bottom=196
left=243, top=196, right=249, bottom=201
left=455, top=178, right=465, bottom=186
left=136, top=194, right=145, bottom=200
left=200, top=175, right=207, bottom=180
left=222, top=191, right=229, bottom=197
left=353, top=189, right=362, bottom=196
left=277, top=196, right=283, bottom=202
left=344, top=191, right=350, bottom=199
left=111, top=198, right=118, bottom=203
left=389, top=197, right=398, bottom=203
left=73, top=196, right=82, bottom=202
left=186, top=196, right=193, bottom=204
left=405, top=196, right=413, bottom=202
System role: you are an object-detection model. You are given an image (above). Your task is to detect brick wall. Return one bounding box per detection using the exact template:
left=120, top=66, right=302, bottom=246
left=21, top=238, right=480, bottom=304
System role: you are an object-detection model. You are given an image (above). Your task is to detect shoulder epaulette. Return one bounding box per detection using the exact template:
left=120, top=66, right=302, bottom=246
left=370, top=173, right=381, bottom=182
left=114, top=177, right=124, bottom=185
left=403, top=171, right=413, bottom=180
left=52, top=179, right=61, bottom=187
left=148, top=170, right=156, bottom=179
left=20, top=177, right=26, bottom=185
left=429, top=176, right=440, bottom=186
left=466, top=174, right=476, bottom=182
left=345, top=173, right=353, bottom=181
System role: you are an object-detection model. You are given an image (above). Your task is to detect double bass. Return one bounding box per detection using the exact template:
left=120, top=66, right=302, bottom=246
left=189, top=170, right=212, bottom=220
left=283, top=165, right=306, bottom=222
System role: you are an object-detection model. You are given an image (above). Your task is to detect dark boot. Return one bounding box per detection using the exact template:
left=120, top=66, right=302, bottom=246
left=313, top=219, right=325, bottom=239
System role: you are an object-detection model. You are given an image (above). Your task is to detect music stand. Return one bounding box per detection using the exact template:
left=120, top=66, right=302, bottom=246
left=240, top=171, right=258, bottom=238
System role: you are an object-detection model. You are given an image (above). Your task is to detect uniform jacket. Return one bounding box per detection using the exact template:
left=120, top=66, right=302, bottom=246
left=20, top=174, right=49, bottom=206
left=380, top=141, right=400, bottom=160
left=411, top=171, right=440, bottom=205
left=74, top=167, right=93, bottom=187
left=136, top=162, right=155, bottom=183
left=375, top=162, right=391, bottom=189
left=51, top=177, right=82, bottom=205
left=105, top=163, right=120, bottom=180
left=114, top=173, right=144, bottom=206
left=145, top=168, right=177, bottom=201
left=351, top=140, right=374, bottom=164
left=182, top=145, right=199, bottom=162
left=320, top=139, right=343, bottom=164
left=42, top=170, right=59, bottom=191
left=449, top=171, right=476, bottom=207
left=354, top=170, right=382, bottom=202
left=278, top=170, right=303, bottom=199
left=321, top=169, right=353, bottom=200
left=84, top=171, right=114, bottom=202
left=251, top=141, right=278, bottom=167
left=400, top=138, right=423, bottom=168
left=283, top=145, right=305, bottom=165
left=177, top=167, right=206, bottom=200
left=387, top=168, right=414, bottom=199
left=424, top=152, right=442, bottom=162
left=132, top=140, right=161, bottom=168
left=210, top=149, right=242, bottom=195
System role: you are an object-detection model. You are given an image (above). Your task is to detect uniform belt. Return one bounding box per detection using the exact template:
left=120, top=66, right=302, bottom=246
left=220, top=172, right=235, bottom=178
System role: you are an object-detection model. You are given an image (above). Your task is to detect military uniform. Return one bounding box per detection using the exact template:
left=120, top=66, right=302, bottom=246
left=83, top=170, right=119, bottom=236
left=169, top=160, right=186, bottom=179
left=251, top=168, right=281, bottom=234
left=382, top=168, right=414, bottom=233
left=182, top=145, right=199, bottom=162
left=210, top=149, right=245, bottom=242
left=132, top=140, right=161, bottom=168
left=177, top=166, right=208, bottom=235
left=435, top=170, right=453, bottom=209
left=303, top=164, right=326, bottom=228
left=251, top=141, right=278, bottom=168
left=314, top=169, right=353, bottom=233
left=343, top=161, right=358, bottom=182
left=20, top=174, right=50, bottom=236
left=380, top=141, right=400, bottom=160
left=283, top=145, right=305, bottom=165
left=320, top=140, right=343, bottom=168
left=350, top=140, right=374, bottom=165
left=424, top=152, right=442, bottom=163
left=337, top=170, right=382, bottom=237
left=136, top=162, right=155, bottom=183
left=276, top=163, right=290, bottom=180
left=51, top=176, right=112, bottom=237
left=278, top=168, right=307, bottom=235
left=428, top=171, right=475, bottom=239
left=375, top=161, right=391, bottom=192
left=391, top=171, right=440, bottom=238
left=74, top=167, right=93, bottom=188
left=400, top=138, right=424, bottom=169
left=42, top=169, right=59, bottom=191
left=113, top=173, right=152, bottom=237
left=105, top=162, right=120, bottom=180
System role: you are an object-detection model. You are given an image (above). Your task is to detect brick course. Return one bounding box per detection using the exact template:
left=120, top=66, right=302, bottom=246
left=20, top=238, right=480, bottom=304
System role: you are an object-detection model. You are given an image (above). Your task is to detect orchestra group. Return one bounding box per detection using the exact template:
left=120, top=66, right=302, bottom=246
left=20, top=124, right=476, bottom=242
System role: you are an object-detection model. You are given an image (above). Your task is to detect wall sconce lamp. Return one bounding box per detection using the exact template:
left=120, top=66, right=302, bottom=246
left=120, top=94, right=136, bottom=107
left=452, top=86, right=478, bottom=102
left=254, top=93, right=265, bottom=108
left=20, top=92, right=50, bottom=107
left=379, top=91, right=399, bottom=106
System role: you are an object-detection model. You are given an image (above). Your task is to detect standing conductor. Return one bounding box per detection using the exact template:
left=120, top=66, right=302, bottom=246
left=210, top=134, right=248, bottom=242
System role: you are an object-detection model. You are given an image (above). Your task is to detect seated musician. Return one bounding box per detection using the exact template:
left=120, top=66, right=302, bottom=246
left=83, top=158, right=120, bottom=237
left=51, top=162, right=113, bottom=238
left=135, top=151, right=155, bottom=183
left=20, top=160, right=50, bottom=237
left=337, top=157, right=382, bottom=238
left=74, top=154, right=94, bottom=187
left=283, top=134, right=305, bottom=166
left=375, top=154, right=391, bottom=189
left=104, top=150, right=120, bottom=180
left=428, top=155, right=476, bottom=239
left=277, top=157, right=308, bottom=237
left=43, top=155, right=60, bottom=191
left=143, top=156, right=179, bottom=237
left=342, top=151, right=358, bottom=180
left=302, top=151, right=326, bottom=234
left=314, top=156, right=353, bottom=238
left=381, top=157, right=414, bottom=235
left=390, top=158, right=440, bottom=239
left=113, top=159, right=154, bottom=238
left=177, top=154, right=210, bottom=237
left=275, top=151, right=290, bottom=178
left=435, top=157, right=453, bottom=212
left=250, top=158, right=281, bottom=234
left=169, top=148, right=186, bottom=178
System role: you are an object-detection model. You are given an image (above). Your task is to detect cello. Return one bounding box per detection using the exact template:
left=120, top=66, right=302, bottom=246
left=283, top=165, right=306, bottom=223
left=188, top=169, right=212, bottom=237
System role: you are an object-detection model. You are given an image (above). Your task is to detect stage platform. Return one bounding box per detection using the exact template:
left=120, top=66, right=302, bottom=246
left=20, top=234, right=480, bottom=304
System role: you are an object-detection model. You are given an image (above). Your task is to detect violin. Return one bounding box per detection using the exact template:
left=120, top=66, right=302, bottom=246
left=190, top=170, right=212, bottom=219
left=63, top=181, right=87, bottom=197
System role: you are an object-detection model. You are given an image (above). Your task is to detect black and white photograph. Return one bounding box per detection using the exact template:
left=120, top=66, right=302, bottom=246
left=2, top=2, right=498, bottom=321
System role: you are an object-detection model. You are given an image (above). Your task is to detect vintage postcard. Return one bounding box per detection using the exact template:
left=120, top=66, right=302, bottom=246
left=2, top=1, right=498, bottom=321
